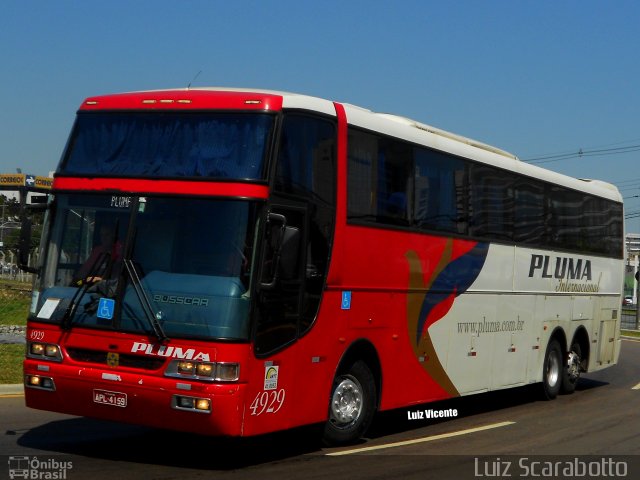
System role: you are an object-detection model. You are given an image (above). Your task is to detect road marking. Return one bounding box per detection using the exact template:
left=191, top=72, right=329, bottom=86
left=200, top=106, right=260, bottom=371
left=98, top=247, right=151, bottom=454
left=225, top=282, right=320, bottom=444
left=632, top=382, right=640, bottom=390
left=326, top=421, right=516, bottom=456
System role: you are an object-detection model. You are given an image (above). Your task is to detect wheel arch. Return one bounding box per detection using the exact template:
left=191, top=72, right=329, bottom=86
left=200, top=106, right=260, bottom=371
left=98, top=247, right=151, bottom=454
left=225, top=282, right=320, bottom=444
left=570, top=326, right=590, bottom=368
left=548, top=326, right=568, bottom=353
left=335, top=338, right=382, bottom=409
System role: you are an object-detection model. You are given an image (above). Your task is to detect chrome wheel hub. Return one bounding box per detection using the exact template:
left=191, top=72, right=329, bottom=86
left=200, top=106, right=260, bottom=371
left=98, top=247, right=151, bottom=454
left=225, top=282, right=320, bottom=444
left=547, top=352, right=560, bottom=387
left=566, top=351, right=581, bottom=382
left=330, top=378, right=363, bottom=426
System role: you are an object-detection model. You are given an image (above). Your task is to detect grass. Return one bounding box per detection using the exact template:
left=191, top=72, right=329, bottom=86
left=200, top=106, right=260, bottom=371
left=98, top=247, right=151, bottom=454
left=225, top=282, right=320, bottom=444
left=0, top=280, right=29, bottom=384
left=621, top=329, right=640, bottom=338
left=0, top=344, right=24, bottom=384
left=0, top=279, right=30, bottom=326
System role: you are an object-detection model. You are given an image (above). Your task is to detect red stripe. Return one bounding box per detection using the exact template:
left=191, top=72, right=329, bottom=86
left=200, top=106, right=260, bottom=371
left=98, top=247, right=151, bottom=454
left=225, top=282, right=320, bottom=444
left=326, top=102, right=348, bottom=285
left=53, top=177, right=269, bottom=199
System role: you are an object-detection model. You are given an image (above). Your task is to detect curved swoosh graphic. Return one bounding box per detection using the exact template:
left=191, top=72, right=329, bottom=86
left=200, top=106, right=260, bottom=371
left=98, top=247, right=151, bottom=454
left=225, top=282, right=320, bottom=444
left=406, top=240, right=489, bottom=396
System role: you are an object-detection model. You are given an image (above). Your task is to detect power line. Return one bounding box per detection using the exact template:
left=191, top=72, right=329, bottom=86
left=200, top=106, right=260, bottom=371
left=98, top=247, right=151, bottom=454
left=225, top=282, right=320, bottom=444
left=523, top=145, right=640, bottom=164
left=523, top=137, right=640, bottom=160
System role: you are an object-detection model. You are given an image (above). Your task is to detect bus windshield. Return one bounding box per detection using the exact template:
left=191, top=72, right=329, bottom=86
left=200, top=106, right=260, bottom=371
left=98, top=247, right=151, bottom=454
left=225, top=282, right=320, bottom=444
left=60, top=112, right=275, bottom=179
left=32, top=193, right=260, bottom=340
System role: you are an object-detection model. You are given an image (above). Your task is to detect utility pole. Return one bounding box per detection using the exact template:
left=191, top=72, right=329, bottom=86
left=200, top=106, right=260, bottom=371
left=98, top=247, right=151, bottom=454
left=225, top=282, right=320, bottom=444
left=636, top=264, right=640, bottom=330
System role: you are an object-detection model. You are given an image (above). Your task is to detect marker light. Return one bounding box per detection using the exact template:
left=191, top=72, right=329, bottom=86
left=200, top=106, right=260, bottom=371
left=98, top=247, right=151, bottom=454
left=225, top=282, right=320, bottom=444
left=28, top=342, right=62, bottom=362
left=215, top=363, right=239, bottom=382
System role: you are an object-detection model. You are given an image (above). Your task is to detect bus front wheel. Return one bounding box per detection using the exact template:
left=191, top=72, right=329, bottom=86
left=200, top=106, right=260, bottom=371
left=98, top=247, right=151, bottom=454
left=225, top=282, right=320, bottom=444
left=541, top=339, right=562, bottom=400
left=323, top=360, right=376, bottom=446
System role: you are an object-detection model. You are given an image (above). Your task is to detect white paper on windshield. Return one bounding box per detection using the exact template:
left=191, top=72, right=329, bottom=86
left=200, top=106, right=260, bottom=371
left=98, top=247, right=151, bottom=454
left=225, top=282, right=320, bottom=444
left=37, top=298, right=61, bottom=319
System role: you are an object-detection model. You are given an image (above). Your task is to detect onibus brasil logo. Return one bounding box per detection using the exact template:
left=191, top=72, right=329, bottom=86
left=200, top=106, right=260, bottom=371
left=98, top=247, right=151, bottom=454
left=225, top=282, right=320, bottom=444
left=8, top=456, right=73, bottom=479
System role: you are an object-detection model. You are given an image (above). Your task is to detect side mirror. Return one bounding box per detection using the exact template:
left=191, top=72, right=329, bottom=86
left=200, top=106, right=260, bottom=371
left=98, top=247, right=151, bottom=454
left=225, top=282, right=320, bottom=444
left=259, top=212, right=300, bottom=289
left=279, top=226, right=300, bottom=280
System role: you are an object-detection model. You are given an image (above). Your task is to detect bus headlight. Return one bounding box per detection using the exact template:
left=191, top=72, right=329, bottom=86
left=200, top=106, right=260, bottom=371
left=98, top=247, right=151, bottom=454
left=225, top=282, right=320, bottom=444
left=27, top=342, right=62, bottom=362
left=165, top=360, right=239, bottom=382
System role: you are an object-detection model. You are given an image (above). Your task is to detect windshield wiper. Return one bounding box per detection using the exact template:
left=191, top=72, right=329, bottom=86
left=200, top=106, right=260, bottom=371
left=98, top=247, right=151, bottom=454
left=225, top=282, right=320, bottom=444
left=123, top=258, right=168, bottom=343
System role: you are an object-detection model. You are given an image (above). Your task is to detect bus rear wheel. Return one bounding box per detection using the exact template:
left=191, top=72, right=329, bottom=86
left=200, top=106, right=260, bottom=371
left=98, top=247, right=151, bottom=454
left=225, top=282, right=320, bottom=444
left=541, top=339, right=562, bottom=400
left=323, top=360, right=376, bottom=446
left=561, top=342, right=582, bottom=395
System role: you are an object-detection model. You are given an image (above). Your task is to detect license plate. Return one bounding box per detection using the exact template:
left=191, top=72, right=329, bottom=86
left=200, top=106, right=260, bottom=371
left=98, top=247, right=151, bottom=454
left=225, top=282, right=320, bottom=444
left=93, top=389, right=127, bottom=407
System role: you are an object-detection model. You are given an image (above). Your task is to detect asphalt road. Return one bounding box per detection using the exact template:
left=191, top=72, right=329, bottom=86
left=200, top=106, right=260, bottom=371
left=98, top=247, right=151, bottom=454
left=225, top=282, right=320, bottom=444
left=2, top=339, right=640, bottom=480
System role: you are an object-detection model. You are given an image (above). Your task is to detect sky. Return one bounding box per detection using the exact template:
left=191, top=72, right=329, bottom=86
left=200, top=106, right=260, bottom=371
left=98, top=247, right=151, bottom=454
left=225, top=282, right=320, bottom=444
left=2, top=0, right=640, bottom=231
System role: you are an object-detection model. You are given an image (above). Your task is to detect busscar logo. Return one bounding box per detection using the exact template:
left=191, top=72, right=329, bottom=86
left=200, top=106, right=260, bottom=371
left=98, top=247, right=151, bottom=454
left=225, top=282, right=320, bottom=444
left=528, top=254, right=601, bottom=293
left=153, top=294, right=209, bottom=307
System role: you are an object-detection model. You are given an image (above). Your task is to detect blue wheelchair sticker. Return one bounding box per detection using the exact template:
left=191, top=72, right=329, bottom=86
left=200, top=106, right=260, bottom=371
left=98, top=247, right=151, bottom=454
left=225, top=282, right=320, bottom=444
left=341, top=291, right=352, bottom=310
left=97, top=298, right=115, bottom=320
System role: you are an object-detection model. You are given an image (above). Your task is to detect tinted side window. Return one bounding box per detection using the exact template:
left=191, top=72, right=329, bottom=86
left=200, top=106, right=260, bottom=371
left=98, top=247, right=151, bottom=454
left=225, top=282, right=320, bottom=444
left=346, top=127, right=623, bottom=258
left=275, top=115, right=335, bottom=205
left=347, top=129, right=412, bottom=225
left=469, top=164, right=514, bottom=240
left=514, top=181, right=547, bottom=245
left=414, top=147, right=467, bottom=234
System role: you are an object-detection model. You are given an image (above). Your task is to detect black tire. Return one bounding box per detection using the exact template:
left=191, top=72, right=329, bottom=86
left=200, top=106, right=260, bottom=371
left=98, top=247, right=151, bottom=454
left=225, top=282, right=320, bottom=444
left=541, top=339, right=562, bottom=400
left=322, top=360, right=376, bottom=446
left=560, top=342, right=582, bottom=395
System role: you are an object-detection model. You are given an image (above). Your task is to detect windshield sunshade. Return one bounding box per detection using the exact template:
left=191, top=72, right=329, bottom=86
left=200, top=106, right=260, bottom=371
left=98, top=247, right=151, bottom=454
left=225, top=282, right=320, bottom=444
left=60, top=112, right=275, bottom=179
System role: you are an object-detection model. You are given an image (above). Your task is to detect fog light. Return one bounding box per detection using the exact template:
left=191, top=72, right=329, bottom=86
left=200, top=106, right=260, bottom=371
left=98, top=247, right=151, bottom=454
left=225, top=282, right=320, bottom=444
left=25, top=374, right=55, bottom=391
left=172, top=395, right=211, bottom=413
left=195, top=399, right=211, bottom=411
left=178, top=396, right=195, bottom=409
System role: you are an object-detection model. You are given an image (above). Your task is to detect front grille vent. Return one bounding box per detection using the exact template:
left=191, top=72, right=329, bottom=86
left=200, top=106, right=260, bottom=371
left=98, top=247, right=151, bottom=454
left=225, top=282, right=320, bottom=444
left=67, top=348, right=166, bottom=370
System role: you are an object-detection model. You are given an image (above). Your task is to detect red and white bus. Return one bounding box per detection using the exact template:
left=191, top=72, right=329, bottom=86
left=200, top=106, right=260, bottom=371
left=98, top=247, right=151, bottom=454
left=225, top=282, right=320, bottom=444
left=21, top=88, right=624, bottom=445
